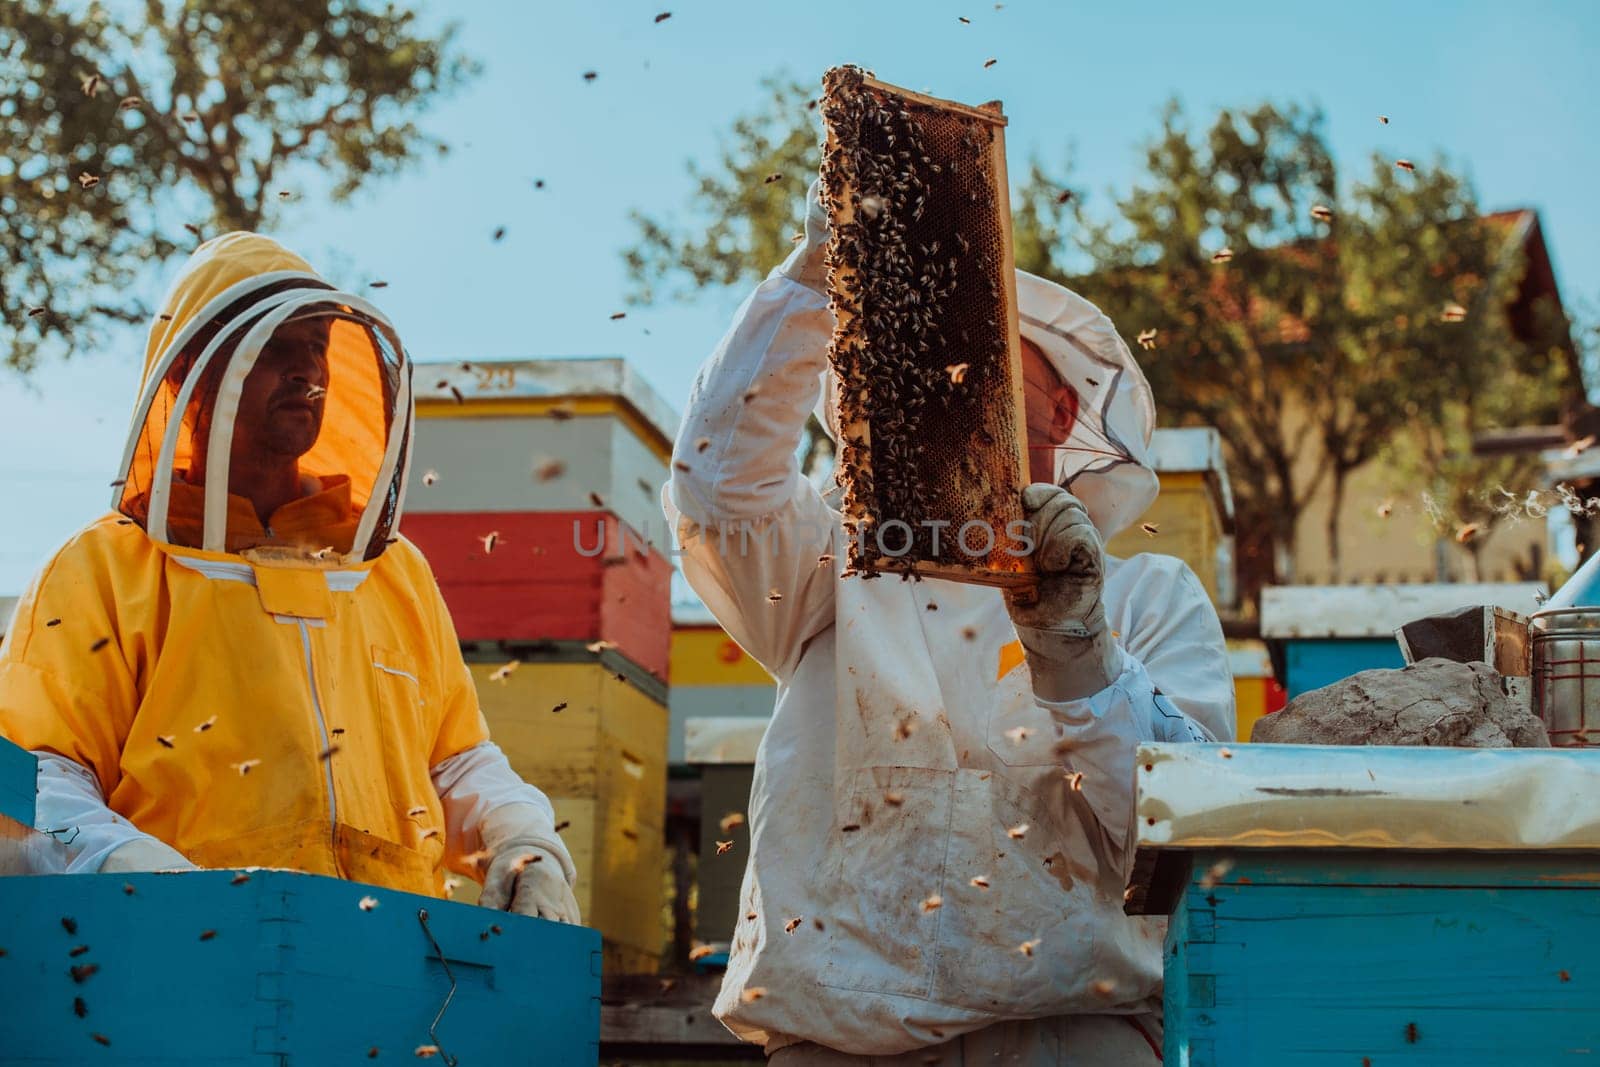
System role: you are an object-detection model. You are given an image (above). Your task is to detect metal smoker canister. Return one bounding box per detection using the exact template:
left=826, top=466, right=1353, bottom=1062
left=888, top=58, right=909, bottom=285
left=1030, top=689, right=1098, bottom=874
left=1530, top=607, right=1600, bottom=746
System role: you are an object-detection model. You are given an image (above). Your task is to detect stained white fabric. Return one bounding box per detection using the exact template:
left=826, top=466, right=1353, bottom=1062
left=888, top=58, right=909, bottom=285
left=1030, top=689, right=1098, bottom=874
left=431, top=740, right=577, bottom=886
left=34, top=751, right=158, bottom=873
left=665, top=246, right=1233, bottom=1055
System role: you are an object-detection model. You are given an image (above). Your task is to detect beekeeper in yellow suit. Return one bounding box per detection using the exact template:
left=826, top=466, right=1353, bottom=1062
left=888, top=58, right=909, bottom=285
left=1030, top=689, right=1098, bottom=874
left=0, top=233, right=579, bottom=922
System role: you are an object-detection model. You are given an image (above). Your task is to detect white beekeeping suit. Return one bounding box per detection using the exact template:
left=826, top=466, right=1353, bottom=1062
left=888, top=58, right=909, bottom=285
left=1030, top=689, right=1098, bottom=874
left=665, top=185, right=1234, bottom=1060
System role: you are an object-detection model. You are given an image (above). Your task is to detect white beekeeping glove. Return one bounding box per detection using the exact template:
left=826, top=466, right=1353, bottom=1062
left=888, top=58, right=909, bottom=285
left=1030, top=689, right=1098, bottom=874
left=476, top=804, right=581, bottom=924
left=1006, top=484, right=1123, bottom=702
left=776, top=178, right=831, bottom=293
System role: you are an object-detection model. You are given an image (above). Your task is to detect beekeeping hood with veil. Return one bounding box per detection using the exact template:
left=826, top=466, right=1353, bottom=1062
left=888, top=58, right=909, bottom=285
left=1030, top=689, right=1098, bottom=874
left=817, top=268, right=1160, bottom=540
left=0, top=232, right=571, bottom=894
left=115, top=231, right=413, bottom=560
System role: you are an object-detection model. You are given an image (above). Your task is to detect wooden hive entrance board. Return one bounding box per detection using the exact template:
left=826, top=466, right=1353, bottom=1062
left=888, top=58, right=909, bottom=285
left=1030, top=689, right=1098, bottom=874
left=820, top=66, right=1034, bottom=590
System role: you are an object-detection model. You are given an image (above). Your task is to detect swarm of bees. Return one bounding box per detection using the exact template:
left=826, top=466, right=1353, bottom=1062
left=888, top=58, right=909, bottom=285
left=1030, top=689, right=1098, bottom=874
left=819, top=66, right=1027, bottom=578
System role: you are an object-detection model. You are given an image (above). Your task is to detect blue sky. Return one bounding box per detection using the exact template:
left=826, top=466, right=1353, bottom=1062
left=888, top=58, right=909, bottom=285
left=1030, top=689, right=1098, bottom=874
left=3, top=0, right=1598, bottom=592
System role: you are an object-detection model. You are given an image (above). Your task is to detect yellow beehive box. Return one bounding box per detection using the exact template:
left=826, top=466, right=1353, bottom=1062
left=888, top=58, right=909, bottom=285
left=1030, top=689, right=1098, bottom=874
left=468, top=654, right=668, bottom=968
left=1105, top=427, right=1235, bottom=608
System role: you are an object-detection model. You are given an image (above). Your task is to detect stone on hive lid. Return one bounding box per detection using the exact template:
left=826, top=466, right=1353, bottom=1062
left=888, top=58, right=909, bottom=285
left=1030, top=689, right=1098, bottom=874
left=1251, top=657, right=1550, bottom=748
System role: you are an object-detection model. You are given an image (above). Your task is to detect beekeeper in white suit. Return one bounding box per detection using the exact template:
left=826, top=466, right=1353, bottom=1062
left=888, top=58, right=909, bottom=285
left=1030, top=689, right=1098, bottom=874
left=665, top=183, right=1234, bottom=1064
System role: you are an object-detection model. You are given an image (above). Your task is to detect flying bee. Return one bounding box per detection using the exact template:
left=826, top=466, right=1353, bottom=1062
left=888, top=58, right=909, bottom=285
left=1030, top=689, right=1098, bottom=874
left=1198, top=858, right=1235, bottom=890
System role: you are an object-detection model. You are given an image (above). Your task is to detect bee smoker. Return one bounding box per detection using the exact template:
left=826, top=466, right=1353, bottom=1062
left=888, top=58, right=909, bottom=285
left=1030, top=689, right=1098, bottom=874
left=1530, top=608, right=1600, bottom=746
left=1529, top=550, right=1600, bottom=746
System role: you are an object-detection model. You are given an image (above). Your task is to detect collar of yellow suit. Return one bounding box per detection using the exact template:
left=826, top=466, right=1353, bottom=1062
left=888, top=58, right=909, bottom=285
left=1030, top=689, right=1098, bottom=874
left=165, top=473, right=358, bottom=555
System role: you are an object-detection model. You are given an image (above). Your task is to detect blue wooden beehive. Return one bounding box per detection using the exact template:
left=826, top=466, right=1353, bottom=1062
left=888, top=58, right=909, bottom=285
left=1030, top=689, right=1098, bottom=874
left=0, top=869, right=601, bottom=1064
left=1130, top=743, right=1600, bottom=1065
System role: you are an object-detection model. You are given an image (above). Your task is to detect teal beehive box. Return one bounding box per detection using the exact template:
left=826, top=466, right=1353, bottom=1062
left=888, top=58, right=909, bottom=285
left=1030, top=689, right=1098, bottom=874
left=0, top=734, right=36, bottom=829
left=1129, top=743, right=1600, bottom=1065
left=0, top=869, right=602, bottom=1063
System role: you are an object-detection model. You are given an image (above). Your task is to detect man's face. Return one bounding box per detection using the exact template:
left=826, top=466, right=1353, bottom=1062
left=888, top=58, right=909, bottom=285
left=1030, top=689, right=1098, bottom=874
left=1020, top=336, right=1078, bottom=484
left=233, top=317, right=332, bottom=462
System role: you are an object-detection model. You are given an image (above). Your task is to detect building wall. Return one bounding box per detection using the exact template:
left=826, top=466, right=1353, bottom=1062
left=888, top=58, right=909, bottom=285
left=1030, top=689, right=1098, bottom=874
left=1281, top=403, right=1547, bottom=586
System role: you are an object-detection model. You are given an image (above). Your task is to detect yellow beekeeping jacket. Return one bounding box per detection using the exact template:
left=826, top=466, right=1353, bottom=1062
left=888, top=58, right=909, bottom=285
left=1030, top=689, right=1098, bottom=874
left=0, top=233, right=485, bottom=894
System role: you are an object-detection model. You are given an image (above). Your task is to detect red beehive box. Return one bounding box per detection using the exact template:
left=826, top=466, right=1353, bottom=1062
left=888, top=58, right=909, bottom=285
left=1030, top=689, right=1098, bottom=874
left=402, top=358, right=677, bottom=680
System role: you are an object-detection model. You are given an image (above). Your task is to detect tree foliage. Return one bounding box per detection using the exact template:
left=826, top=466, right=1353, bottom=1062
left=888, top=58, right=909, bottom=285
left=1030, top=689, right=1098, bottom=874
left=1, top=0, right=475, bottom=371
left=623, top=75, right=820, bottom=306
left=1021, top=102, right=1579, bottom=597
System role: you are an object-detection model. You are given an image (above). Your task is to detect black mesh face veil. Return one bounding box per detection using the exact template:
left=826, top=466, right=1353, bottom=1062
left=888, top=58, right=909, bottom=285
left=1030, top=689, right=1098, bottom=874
left=357, top=324, right=412, bottom=561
